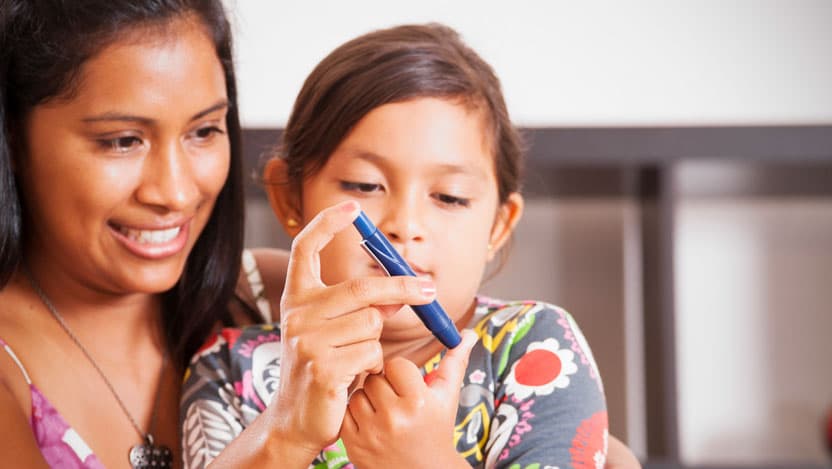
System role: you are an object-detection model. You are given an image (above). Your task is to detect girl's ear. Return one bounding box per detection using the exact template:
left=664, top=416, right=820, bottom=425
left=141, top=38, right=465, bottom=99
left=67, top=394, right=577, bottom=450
left=487, top=192, right=524, bottom=262
left=263, top=158, right=302, bottom=237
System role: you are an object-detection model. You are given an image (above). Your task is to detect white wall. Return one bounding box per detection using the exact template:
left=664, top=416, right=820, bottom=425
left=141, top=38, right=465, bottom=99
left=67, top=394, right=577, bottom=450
left=225, top=0, right=832, bottom=128
left=675, top=165, right=832, bottom=465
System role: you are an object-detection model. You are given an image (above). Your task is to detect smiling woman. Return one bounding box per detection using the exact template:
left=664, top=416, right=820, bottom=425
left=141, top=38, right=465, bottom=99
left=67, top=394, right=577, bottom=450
left=0, top=1, right=247, bottom=467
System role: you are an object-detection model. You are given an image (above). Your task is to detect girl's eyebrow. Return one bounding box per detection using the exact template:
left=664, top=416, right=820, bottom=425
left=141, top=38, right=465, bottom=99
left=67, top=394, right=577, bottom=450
left=81, top=99, right=229, bottom=124
left=345, top=148, right=487, bottom=178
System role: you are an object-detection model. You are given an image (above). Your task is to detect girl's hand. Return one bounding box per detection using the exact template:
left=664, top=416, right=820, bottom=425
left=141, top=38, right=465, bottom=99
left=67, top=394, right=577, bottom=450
left=265, top=200, right=437, bottom=462
left=340, top=330, right=478, bottom=469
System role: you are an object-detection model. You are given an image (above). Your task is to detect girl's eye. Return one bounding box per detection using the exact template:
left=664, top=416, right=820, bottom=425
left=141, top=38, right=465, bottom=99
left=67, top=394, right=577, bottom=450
left=435, top=193, right=471, bottom=208
left=98, top=136, right=144, bottom=154
left=339, top=181, right=382, bottom=193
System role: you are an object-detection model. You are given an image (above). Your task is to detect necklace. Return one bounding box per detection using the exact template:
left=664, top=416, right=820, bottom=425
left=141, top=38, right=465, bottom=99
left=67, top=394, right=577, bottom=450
left=25, top=269, right=173, bottom=469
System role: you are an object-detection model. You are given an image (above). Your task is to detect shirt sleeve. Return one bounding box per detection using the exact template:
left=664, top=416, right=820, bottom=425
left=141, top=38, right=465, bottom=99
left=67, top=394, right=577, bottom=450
left=465, top=302, right=608, bottom=469
left=179, top=326, right=280, bottom=469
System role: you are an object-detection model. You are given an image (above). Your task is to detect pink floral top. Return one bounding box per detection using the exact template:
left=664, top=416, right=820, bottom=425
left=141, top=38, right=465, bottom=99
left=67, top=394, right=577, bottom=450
left=0, top=337, right=104, bottom=468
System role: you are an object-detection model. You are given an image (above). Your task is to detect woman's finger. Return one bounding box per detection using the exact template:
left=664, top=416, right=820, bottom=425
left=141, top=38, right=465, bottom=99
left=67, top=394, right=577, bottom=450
left=310, top=307, right=384, bottom=347
left=311, top=276, right=436, bottom=319
left=283, top=200, right=360, bottom=296
left=333, top=339, right=386, bottom=377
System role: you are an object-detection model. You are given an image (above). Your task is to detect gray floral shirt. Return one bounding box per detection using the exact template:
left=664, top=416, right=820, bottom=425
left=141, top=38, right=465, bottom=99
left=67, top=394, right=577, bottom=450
left=180, top=297, right=608, bottom=468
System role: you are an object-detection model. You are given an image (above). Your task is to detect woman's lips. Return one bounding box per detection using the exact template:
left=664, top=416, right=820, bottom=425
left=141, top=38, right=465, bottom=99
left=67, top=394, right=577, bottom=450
left=109, top=220, right=190, bottom=259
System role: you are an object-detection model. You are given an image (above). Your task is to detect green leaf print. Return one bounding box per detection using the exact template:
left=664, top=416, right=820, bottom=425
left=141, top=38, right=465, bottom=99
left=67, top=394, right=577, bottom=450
left=496, top=310, right=536, bottom=376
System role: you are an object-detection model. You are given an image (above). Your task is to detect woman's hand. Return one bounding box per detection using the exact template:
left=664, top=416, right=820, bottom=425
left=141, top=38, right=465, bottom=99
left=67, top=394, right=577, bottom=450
left=340, top=330, right=478, bottom=469
left=265, top=200, right=438, bottom=463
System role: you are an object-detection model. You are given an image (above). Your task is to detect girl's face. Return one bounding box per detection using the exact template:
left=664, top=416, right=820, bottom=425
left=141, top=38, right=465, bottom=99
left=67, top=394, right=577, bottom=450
left=291, top=98, right=522, bottom=342
left=19, top=19, right=230, bottom=295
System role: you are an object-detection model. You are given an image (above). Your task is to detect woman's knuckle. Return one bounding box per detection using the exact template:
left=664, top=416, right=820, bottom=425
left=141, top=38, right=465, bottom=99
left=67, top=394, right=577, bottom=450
left=348, top=278, right=371, bottom=299
left=398, top=277, right=414, bottom=296
left=364, top=309, right=382, bottom=333
left=369, top=340, right=383, bottom=362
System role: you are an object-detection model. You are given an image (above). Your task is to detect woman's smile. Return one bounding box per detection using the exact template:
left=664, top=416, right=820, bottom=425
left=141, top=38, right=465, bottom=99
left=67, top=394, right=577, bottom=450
left=108, top=219, right=191, bottom=259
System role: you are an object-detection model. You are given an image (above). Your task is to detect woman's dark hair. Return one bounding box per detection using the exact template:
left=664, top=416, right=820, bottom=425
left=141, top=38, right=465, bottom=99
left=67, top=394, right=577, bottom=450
left=0, top=0, right=245, bottom=369
left=277, top=23, right=524, bottom=206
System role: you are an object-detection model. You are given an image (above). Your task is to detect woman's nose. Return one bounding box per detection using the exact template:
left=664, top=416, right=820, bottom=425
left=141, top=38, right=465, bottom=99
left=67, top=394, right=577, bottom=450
left=135, top=141, right=199, bottom=212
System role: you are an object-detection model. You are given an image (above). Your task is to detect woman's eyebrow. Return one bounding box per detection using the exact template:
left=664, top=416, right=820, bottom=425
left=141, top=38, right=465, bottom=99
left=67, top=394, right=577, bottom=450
left=189, top=99, right=229, bottom=121
left=80, top=99, right=229, bottom=124
left=81, top=112, right=152, bottom=124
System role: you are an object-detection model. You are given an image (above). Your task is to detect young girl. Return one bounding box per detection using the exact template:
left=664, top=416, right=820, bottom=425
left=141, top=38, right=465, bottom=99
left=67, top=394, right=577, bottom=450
left=181, top=23, right=608, bottom=468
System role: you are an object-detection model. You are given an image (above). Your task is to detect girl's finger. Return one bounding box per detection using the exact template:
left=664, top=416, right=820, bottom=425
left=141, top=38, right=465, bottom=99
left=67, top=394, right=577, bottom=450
left=347, top=388, right=376, bottom=417
left=362, top=372, right=398, bottom=406
left=425, top=329, right=477, bottom=395
left=378, top=356, right=425, bottom=398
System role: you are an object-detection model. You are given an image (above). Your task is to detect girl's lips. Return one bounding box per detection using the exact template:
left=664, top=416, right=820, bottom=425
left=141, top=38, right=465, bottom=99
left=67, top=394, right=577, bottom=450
left=109, top=220, right=190, bottom=260
left=369, top=263, right=433, bottom=279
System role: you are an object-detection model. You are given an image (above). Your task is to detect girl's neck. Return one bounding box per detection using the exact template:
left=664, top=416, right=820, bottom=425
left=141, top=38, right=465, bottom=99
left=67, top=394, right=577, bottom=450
left=381, top=298, right=478, bottom=367
left=381, top=333, right=444, bottom=367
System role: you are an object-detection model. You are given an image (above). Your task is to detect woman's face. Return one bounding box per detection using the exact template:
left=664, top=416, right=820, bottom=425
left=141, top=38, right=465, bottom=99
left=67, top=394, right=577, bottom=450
left=19, top=19, right=230, bottom=295
left=295, top=98, right=522, bottom=342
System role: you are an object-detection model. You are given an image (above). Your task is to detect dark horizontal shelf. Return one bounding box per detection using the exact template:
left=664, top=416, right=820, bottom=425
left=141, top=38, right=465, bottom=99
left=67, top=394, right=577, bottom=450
left=242, top=125, right=832, bottom=169
left=242, top=126, right=832, bottom=199
left=524, top=126, right=832, bottom=165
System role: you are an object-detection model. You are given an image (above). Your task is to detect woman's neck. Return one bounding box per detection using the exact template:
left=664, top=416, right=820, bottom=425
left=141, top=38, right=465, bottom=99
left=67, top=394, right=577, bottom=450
left=17, top=260, right=166, bottom=361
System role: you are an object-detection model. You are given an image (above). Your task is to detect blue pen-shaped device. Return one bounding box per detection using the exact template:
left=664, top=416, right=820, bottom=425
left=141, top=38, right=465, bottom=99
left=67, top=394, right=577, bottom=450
left=352, top=211, right=462, bottom=349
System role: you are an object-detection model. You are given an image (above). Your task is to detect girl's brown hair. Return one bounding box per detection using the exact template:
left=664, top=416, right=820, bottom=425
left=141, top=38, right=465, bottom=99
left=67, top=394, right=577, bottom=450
left=277, top=23, right=524, bottom=205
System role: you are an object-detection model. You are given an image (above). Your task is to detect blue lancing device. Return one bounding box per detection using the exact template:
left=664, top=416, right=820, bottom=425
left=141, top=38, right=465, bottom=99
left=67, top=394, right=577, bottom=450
left=352, top=210, right=462, bottom=349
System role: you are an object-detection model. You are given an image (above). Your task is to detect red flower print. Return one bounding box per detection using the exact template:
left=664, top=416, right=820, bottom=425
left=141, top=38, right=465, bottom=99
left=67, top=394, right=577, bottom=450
left=570, top=411, right=608, bottom=469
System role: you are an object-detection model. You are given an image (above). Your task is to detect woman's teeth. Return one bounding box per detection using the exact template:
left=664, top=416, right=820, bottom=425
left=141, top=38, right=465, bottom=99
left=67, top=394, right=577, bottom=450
left=120, top=226, right=181, bottom=244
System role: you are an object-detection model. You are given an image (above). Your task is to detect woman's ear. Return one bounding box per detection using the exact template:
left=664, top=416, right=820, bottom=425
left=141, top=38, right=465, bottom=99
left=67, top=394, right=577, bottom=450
left=487, top=192, right=524, bottom=262
left=263, top=158, right=302, bottom=237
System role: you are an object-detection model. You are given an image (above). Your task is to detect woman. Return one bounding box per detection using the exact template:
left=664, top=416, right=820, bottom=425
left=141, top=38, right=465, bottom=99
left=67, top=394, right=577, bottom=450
left=0, top=1, right=248, bottom=466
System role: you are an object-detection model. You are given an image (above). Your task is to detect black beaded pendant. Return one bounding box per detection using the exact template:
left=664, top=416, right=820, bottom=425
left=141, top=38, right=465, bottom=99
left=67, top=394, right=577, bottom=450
left=128, top=437, right=173, bottom=469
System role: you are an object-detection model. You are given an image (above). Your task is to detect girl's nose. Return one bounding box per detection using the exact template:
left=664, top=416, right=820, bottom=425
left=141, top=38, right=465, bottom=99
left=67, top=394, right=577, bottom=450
left=377, top=203, right=425, bottom=244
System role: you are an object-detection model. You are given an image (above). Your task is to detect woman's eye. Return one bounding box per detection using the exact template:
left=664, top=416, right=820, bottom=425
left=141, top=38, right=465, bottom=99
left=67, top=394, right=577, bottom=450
left=193, top=126, right=225, bottom=140
left=98, top=136, right=143, bottom=153
left=435, top=193, right=471, bottom=207
left=340, top=181, right=382, bottom=193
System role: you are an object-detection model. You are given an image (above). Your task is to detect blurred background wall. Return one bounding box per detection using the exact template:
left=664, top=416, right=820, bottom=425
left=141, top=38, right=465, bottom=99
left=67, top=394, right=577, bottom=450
left=225, top=1, right=832, bottom=466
